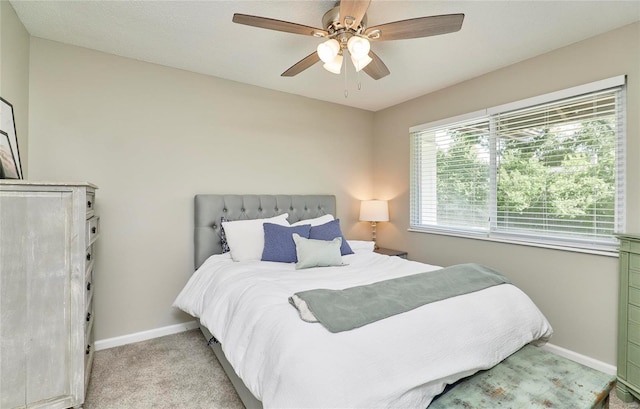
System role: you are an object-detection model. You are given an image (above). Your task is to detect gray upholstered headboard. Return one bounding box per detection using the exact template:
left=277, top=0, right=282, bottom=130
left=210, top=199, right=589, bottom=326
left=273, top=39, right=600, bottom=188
left=194, top=194, right=336, bottom=269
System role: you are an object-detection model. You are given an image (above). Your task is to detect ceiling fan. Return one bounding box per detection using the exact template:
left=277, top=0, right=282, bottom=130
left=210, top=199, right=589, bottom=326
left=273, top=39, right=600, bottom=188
left=232, top=0, right=464, bottom=80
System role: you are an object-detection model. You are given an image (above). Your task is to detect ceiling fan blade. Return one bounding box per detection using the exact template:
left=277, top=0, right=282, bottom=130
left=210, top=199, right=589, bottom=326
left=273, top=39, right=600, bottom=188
left=339, top=0, right=371, bottom=29
left=233, top=14, right=328, bottom=37
left=365, top=14, right=464, bottom=41
left=281, top=52, right=321, bottom=77
left=362, top=51, right=390, bottom=80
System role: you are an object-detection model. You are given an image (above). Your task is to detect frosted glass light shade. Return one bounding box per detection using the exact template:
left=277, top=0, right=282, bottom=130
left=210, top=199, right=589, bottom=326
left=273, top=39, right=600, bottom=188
left=351, top=54, right=372, bottom=72
left=347, top=36, right=370, bottom=59
left=323, top=54, right=343, bottom=74
left=359, top=200, right=389, bottom=222
left=317, top=39, right=340, bottom=63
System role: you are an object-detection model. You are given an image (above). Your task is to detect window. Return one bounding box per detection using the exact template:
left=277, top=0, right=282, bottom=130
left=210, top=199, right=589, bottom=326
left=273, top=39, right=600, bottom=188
left=410, top=76, right=626, bottom=252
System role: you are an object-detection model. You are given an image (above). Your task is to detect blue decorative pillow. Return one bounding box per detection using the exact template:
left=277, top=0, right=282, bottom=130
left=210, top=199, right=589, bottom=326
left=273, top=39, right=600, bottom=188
left=262, top=223, right=312, bottom=263
left=308, top=219, right=354, bottom=256
left=220, top=216, right=230, bottom=253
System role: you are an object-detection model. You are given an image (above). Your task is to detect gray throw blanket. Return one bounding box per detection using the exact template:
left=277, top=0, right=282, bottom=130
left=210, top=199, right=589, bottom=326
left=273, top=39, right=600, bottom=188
left=289, top=263, right=510, bottom=333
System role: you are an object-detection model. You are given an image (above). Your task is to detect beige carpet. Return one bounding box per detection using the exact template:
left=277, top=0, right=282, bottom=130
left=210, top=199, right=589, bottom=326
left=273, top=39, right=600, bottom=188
left=86, top=329, right=638, bottom=408
left=85, top=329, right=243, bottom=409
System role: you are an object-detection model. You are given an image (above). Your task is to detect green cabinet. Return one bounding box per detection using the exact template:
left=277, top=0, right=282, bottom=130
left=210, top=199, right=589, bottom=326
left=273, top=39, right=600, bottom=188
left=617, top=234, right=640, bottom=403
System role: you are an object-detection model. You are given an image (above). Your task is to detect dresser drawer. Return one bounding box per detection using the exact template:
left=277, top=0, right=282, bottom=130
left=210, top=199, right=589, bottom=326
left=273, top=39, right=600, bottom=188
left=630, top=286, right=640, bottom=308
left=86, top=192, right=96, bottom=218
left=84, top=325, right=94, bottom=378
left=85, top=244, right=94, bottom=271
left=631, top=270, right=640, bottom=290
left=628, top=361, right=640, bottom=386
left=629, top=342, right=640, bottom=367
left=86, top=216, right=100, bottom=246
left=84, top=324, right=95, bottom=396
left=85, top=307, right=94, bottom=348
left=85, top=263, right=94, bottom=307
left=631, top=253, right=640, bottom=269
left=85, top=295, right=94, bottom=336
left=630, top=304, right=640, bottom=325
left=621, top=239, right=640, bottom=254
left=629, top=321, right=640, bottom=345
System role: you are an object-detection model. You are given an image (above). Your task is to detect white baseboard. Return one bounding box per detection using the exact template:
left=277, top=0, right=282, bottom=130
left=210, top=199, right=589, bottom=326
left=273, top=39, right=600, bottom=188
left=94, top=320, right=199, bottom=351
left=541, top=342, right=617, bottom=375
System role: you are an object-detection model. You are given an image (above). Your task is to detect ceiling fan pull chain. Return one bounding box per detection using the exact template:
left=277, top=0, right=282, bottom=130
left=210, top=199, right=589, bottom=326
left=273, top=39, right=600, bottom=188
left=357, top=70, right=362, bottom=90
left=344, top=57, right=349, bottom=98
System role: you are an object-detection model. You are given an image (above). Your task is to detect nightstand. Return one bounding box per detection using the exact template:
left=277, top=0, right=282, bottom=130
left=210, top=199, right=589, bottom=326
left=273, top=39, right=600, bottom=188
left=374, top=247, right=408, bottom=259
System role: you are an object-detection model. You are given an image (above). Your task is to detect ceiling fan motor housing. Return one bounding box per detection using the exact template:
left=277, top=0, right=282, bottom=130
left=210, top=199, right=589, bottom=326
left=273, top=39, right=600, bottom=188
left=322, top=6, right=368, bottom=39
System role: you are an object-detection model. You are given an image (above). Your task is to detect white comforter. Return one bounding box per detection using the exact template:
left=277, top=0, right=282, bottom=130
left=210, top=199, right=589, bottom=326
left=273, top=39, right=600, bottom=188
left=173, top=250, right=552, bottom=409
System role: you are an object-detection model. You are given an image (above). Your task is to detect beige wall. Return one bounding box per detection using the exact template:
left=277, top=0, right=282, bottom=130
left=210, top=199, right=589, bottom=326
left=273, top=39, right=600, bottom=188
left=27, top=38, right=374, bottom=340
left=0, top=0, right=29, bottom=176
left=373, top=22, right=640, bottom=365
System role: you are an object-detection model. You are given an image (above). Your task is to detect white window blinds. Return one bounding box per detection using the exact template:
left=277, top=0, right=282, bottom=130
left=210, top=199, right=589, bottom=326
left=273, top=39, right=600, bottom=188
left=410, top=77, right=626, bottom=251
left=410, top=116, right=490, bottom=232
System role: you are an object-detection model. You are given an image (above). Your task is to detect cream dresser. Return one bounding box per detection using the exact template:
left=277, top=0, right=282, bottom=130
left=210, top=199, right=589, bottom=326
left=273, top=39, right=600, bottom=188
left=0, top=181, right=99, bottom=409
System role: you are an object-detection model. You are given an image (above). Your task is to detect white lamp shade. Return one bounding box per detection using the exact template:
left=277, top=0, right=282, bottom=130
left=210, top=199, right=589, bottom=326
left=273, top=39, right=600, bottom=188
left=317, top=39, right=340, bottom=63
left=347, top=36, right=370, bottom=59
left=359, top=200, right=389, bottom=222
left=351, top=54, right=372, bottom=72
left=323, top=54, right=343, bottom=74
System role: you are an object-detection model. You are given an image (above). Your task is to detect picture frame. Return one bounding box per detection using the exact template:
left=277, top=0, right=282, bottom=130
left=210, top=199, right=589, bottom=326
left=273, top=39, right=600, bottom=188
left=0, top=97, right=23, bottom=179
left=0, top=130, right=20, bottom=179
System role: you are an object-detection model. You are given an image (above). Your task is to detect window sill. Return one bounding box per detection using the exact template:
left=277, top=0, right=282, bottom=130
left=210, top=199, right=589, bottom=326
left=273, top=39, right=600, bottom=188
left=407, top=227, right=619, bottom=258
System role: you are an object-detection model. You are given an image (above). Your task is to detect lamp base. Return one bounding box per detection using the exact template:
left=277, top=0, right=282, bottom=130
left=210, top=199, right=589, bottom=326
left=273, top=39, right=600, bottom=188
left=371, top=221, right=378, bottom=249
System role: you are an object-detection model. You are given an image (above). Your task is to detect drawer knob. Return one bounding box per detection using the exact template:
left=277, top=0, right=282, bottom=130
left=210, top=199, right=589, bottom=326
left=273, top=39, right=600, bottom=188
left=86, top=312, right=91, bottom=322
left=87, top=200, right=93, bottom=208
left=86, top=253, right=91, bottom=261
left=87, top=282, right=91, bottom=291
left=91, top=226, right=97, bottom=234
left=86, top=345, right=91, bottom=355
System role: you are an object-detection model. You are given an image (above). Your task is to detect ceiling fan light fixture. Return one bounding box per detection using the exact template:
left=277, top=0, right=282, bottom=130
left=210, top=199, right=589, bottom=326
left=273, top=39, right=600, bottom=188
left=351, top=54, right=372, bottom=72
left=323, top=54, right=343, bottom=74
left=317, top=39, right=340, bottom=63
left=347, top=36, right=370, bottom=59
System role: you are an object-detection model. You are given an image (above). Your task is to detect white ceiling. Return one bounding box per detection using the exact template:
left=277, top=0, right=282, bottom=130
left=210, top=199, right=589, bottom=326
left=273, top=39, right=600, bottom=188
left=9, top=0, right=640, bottom=112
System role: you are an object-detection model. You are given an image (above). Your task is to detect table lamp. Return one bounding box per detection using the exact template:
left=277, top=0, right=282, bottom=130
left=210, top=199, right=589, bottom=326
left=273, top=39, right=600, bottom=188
left=359, top=200, right=389, bottom=249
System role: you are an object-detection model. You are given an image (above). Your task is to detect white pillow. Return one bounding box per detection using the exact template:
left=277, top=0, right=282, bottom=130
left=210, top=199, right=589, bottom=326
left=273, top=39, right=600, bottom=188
left=347, top=240, right=375, bottom=253
left=223, top=213, right=289, bottom=261
left=292, top=234, right=345, bottom=270
left=291, top=214, right=334, bottom=227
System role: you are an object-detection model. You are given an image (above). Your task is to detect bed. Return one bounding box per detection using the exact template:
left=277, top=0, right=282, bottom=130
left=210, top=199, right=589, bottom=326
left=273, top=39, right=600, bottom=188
left=174, top=194, right=553, bottom=409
